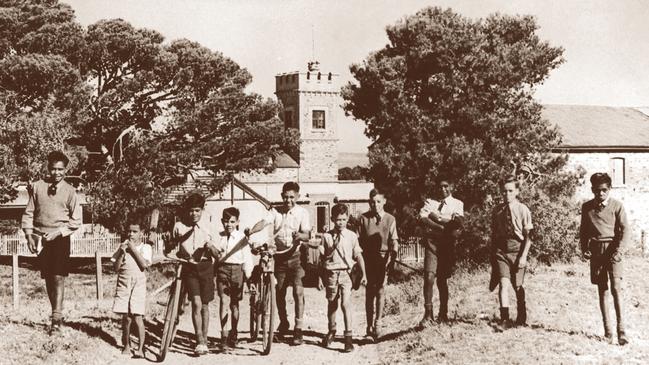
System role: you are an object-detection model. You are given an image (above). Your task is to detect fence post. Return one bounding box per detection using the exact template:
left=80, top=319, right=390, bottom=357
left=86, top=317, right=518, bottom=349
left=642, top=230, right=647, bottom=257
left=95, top=251, right=103, bottom=304
left=12, top=253, right=19, bottom=310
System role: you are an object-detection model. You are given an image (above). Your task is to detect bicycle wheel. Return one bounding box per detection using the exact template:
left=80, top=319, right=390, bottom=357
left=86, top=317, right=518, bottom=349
left=260, top=273, right=275, bottom=355
left=249, top=283, right=259, bottom=342
left=158, top=278, right=183, bottom=361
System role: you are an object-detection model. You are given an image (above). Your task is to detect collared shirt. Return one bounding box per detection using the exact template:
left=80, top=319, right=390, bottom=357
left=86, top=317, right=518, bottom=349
left=579, top=197, right=629, bottom=250
left=419, top=195, right=464, bottom=239
left=118, top=240, right=153, bottom=277
left=173, top=217, right=219, bottom=262
left=319, top=228, right=363, bottom=271
left=358, top=210, right=399, bottom=253
left=216, top=229, right=254, bottom=277
left=263, top=205, right=311, bottom=251
left=492, top=200, right=533, bottom=242
left=21, top=179, right=82, bottom=237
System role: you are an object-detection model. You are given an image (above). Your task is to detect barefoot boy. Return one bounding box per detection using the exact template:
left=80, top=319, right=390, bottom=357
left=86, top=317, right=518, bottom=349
left=171, top=192, right=220, bottom=356
left=418, top=176, right=464, bottom=326
left=21, top=151, right=82, bottom=335
left=214, top=207, right=253, bottom=350
left=320, top=203, right=367, bottom=352
left=579, top=173, right=629, bottom=345
left=249, top=181, right=311, bottom=345
left=112, top=223, right=152, bottom=358
left=358, top=188, right=398, bottom=340
left=491, top=177, right=532, bottom=328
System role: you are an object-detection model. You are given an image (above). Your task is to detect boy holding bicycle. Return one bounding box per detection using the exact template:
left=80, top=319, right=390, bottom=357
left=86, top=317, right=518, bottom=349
left=319, top=203, right=367, bottom=352
left=112, top=222, right=152, bottom=358
left=171, top=192, right=220, bottom=356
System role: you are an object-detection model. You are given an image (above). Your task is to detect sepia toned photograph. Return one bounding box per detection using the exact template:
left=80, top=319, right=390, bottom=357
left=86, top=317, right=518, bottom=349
left=1, top=1, right=648, bottom=364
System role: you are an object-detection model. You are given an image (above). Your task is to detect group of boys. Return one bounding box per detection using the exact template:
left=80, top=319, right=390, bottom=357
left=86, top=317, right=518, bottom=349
left=22, top=151, right=632, bottom=360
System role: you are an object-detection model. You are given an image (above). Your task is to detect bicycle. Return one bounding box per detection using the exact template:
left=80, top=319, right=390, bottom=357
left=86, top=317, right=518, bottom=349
left=247, top=242, right=297, bottom=355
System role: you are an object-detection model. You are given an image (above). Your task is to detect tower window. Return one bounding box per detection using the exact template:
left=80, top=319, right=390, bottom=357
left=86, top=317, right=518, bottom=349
left=610, top=157, right=625, bottom=186
left=312, top=110, right=326, bottom=129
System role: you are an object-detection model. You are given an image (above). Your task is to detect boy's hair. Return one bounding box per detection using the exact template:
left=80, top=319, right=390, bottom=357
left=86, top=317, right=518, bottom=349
left=331, top=203, right=349, bottom=219
left=435, top=173, right=453, bottom=185
left=369, top=188, right=385, bottom=199
left=183, top=192, right=205, bottom=209
left=282, top=181, right=300, bottom=194
left=500, top=175, right=520, bottom=189
left=222, top=207, right=240, bottom=221
left=590, top=172, right=612, bottom=187
left=47, top=150, right=69, bottom=168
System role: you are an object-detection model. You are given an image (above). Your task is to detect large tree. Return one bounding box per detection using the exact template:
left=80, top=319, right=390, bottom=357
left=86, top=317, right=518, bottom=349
left=343, top=7, right=581, bottom=264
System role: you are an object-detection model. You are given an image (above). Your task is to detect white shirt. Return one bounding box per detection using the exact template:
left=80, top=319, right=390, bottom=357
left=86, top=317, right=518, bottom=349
left=119, top=240, right=153, bottom=276
left=263, top=205, right=311, bottom=250
left=173, top=217, right=219, bottom=262
left=216, top=230, right=254, bottom=277
left=419, top=195, right=464, bottom=221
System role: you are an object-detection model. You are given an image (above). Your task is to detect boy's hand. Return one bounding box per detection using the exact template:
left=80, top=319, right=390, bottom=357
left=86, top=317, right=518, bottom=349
left=516, top=256, right=527, bottom=269
left=26, top=235, right=37, bottom=254
left=582, top=250, right=592, bottom=260
left=43, top=230, right=61, bottom=242
left=361, top=275, right=368, bottom=287
left=428, top=210, right=441, bottom=222
left=244, top=228, right=251, bottom=237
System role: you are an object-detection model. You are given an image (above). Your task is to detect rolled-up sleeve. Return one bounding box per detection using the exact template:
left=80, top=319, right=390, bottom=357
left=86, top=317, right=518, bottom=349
left=419, top=201, right=432, bottom=219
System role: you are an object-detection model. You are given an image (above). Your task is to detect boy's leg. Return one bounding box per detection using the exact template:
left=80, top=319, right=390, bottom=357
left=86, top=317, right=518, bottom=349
left=44, top=275, right=57, bottom=315
left=292, top=281, right=305, bottom=345
left=515, top=286, right=527, bottom=326
left=597, top=283, right=613, bottom=338
left=133, top=314, right=145, bottom=357
left=190, top=296, right=205, bottom=344
left=498, top=277, right=511, bottom=321
left=436, top=276, right=449, bottom=322
left=201, top=304, right=210, bottom=345
left=121, top=314, right=132, bottom=354
left=365, top=284, right=376, bottom=335
left=341, top=282, right=354, bottom=352
left=275, top=269, right=290, bottom=333
left=609, top=269, right=627, bottom=344
left=421, top=246, right=436, bottom=326
left=375, top=285, right=386, bottom=335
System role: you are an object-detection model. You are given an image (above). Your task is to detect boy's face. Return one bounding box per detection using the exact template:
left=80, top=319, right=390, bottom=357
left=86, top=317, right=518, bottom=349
left=187, top=206, right=203, bottom=224
left=127, top=225, right=141, bottom=241
left=281, top=190, right=299, bottom=209
left=438, top=181, right=453, bottom=199
left=592, top=183, right=611, bottom=203
left=48, top=161, right=67, bottom=183
left=332, top=212, right=349, bottom=231
left=222, top=215, right=239, bottom=234
left=502, top=182, right=519, bottom=204
left=369, top=194, right=386, bottom=213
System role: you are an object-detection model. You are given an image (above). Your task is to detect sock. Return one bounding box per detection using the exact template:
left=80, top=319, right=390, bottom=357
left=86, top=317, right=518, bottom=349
left=500, top=307, right=510, bottom=321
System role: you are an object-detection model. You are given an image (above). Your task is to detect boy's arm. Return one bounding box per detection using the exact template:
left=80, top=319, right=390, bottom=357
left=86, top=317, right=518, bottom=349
left=248, top=209, right=275, bottom=236
left=386, top=219, right=399, bottom=269
left=60, top=191, right=82, bottom=238
left=353, top=245, right=367, bottom=285
left=21, top=188, right=36, bottom=251
left=516, top=228, right=532, bottom=268
left=127, top=241, right=150, bottom=271
left=578, top=204, right=590, bottom=256
left=615, top=204, right=630, bottom=251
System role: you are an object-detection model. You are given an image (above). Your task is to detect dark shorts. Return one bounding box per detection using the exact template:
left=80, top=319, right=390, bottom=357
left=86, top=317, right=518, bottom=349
left=182, top=261, right=215, bottom=303
left=216, top=263, right=245, bottom=301
left=423, top=237, right=455, bottom=279
left=495, top=250, right=526, bottom=288
left=38, top=235, right=71, bottom=278
left=589, top=241, right=623, bottom=288
left=274, top=251, right=305, bottom=290
left=364, top=251, right=389, bottom=288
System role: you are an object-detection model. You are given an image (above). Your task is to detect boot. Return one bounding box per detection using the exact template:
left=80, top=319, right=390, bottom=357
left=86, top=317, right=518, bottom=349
left=292, top=328, right=303, bottom=346
left=343, top=331, right=354, bottom=353
left=221, top=330, right=231, bottom=351
left=322, top=330, right=336, bottom=348
left=418, top=304, right=434, bottom=329
left=515, top=287, right=527, bottom=326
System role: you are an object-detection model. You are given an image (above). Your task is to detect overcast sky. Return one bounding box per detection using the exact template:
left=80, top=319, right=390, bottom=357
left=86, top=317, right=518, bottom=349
left=64, top=0, right=649, bottom=153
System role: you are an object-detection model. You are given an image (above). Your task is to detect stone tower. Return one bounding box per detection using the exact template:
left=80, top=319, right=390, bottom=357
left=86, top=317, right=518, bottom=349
left=275, top=61, right=339, bottom=182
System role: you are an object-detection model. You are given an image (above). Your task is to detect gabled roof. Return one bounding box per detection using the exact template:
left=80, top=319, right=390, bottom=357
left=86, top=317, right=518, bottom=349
left=274, top=151, right=299, bottom=168
left=542, top=105, right=649, bottom=151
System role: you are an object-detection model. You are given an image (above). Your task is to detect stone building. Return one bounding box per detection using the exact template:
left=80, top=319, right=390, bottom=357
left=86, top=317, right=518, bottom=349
left=544, top=104, right=649, bottom=242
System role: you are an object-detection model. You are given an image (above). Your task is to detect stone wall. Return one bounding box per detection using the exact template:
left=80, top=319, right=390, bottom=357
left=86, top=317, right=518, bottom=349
left=298, top=139, right=338, bottom=182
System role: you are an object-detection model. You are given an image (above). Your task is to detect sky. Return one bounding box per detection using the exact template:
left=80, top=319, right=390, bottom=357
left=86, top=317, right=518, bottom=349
left=63, top=0, right=649, bottom=153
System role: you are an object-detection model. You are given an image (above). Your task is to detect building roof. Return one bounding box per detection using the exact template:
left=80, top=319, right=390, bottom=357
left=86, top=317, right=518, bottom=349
left=274, top=151, right=299, bottom=168
left=245, top=181, right=374, bottom=203
left=543, top=105, right=649, bottom=151
left=0, top=185, right=87, bottom=209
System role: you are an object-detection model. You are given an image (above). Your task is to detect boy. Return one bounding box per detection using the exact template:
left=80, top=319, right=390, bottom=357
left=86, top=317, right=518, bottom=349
left=579, top=173, right=629, bottom=345
left=249, top=181, right=311, bottom=345
left=320, top=203, right=367, bottom=352
left=214, top=207, right=253, bottom=350
left=357, top=188, right=399, bottom=340
left=171, top=192, right=220, bottom=355
left=112, top=223, right=152, bottom=358
left=21, top=151, right=82, bottom=335
left=418, top=176, right=464, bottom=327
left=491, top=177, right=533, bottom=329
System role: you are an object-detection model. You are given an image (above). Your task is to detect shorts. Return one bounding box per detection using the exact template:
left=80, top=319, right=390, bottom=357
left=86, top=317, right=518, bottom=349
left=423, top=237, right=455, bottom=278
left=589, top=241, right=623, bottom=288
left=38, top=235, right=71, bottom=278
left=113, top=273, right=146, bottom=315
left=495, top=249, right=526, bottom=288
left=364, top=251, right=389, bottom=288
left=216, top=263, right=245, bottom=301
left=274, top=251, right=305, bottom=290
left=323, top=269, right=352, bottom=301
left=182, top=261, right=215, bottom=303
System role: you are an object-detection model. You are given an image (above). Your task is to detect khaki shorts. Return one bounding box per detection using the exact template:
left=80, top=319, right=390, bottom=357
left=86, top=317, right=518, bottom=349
left=113, top=273, right=146, bottom=315
left=323, top=269, right=351, bottom=301
left=590, top=241, right=623, bottom=288
left=495, top=250, right=526, bottom=288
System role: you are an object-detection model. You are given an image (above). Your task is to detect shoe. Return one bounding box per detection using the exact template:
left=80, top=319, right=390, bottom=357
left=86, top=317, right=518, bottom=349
left=373, top=326, right=382, bottom=341
left=121, top=346, right=132, bottom=355
left=618, top=331, right=629, bottom=346
left=322, top=330, right=335, bottom=348
left=437, top=312, right=449, bottom=323
left=292, top=328, right=303, bottom=346
left=494, top=319, right=514, bottom=332
left=364, top=326, right=374, bottom=341
left=132, top=350, right=144, bottom=359
left=227, top=330, right=238, bottom=348
left=221, top=331, right=232, bottom=351
left=418, top=315, right=434, bottom=329
left=277, top=321, right=290, bottom=335
left=49, top=322, right=62, bottom=336
left=194, top=343, right=208, bottom=356
left=343, top=334, right=354, bottom=353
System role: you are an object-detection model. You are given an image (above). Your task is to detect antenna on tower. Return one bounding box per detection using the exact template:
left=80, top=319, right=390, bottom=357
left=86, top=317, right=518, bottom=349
left=308, top=24, right=319, bottom=72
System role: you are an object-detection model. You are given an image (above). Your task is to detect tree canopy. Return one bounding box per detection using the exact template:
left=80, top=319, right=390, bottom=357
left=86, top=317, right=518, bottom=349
left=343, top=7, right=581, bottom=263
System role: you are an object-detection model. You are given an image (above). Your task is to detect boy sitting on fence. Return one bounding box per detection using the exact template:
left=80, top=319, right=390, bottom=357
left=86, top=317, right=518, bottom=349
left=319, top=203, right=367, bottom=352
left=112, top=222, right=152, bottom=358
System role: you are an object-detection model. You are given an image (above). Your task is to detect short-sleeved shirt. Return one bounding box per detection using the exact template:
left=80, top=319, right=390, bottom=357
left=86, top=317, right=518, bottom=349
left=579, top=197, right=629, bottom=250
left=319, top=228, right=362, bottom=271
left=492, top=200, right=533, bottom=243
left=215, top=230, right=254, bottom=278
left=419, top=195, right=464, bottom=239
left=358, top=211, right=398, bottom=254
left=118, top=240, right=153, bottom=278
left=263, top=205, right=311, bottom=251
left=173, top=217, right=219, bottom=262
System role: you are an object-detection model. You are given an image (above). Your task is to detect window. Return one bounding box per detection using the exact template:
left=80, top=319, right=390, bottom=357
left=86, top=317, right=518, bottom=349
left=610, top=157, right=625, bottom=186
left=312, top=110, right=325, bottom=129
left=284, top=110, right=294, bottom=129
